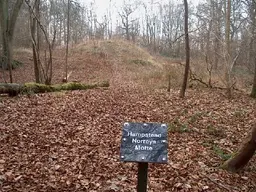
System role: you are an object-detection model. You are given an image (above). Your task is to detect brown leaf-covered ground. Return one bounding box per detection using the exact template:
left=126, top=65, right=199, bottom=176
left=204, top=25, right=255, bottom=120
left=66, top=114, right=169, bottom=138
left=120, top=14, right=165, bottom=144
left=1, top=40, right=256, bottom=191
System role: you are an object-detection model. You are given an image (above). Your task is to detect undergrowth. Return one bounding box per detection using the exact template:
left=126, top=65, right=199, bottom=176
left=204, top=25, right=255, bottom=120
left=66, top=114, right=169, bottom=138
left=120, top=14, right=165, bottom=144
left=212, top=145, right=233, bottom=161
left=168, top=119, right=191, bottom=133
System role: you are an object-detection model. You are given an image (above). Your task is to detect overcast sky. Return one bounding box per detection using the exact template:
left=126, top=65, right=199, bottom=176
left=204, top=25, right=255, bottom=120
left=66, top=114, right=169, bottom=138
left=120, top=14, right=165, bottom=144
left=79, top=0, right=203, bottom=19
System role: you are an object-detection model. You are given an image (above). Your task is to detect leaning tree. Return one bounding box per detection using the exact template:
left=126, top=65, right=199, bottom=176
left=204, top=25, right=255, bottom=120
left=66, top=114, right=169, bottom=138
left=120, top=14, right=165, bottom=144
left=222, top=123, right=256, bottom=172
left=249, top=0, right=256, bottom=98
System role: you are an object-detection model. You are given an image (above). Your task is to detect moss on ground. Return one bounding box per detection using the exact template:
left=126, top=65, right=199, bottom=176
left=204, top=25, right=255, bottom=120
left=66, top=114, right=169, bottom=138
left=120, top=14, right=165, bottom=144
left=54, top=82, right=97, bottom=91
left=24, top=83, right=55, bottom=93
left=25, top=82, right=109, bottom=94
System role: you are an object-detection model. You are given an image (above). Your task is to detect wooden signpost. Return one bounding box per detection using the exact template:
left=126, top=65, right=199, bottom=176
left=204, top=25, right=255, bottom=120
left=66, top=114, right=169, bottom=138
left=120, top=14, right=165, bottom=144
left=120, top=122, right=168, bottom=192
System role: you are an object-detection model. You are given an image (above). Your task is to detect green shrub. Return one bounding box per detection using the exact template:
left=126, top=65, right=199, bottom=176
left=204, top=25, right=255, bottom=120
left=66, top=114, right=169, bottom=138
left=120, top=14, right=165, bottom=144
left=168, top=119, right=190, bottom=133
left=130, top=59, right=152, bottom=66
left=213, top=145, right=232, bottom=161
left=189, top=112, right=205, bottom=123
left=206, top=125, right=226, bottom=138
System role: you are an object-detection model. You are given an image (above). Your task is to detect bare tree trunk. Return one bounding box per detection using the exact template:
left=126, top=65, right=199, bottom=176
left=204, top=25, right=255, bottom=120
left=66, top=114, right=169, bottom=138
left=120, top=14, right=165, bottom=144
left=180, top=0, right=190, bottom=98
left=26, top=0, right=54, bottom=85
left=205, top=4, right=213, bottom=88
left=108, top=0, right=113, bottom=39
left=126, top=17, right=130, bottom=41
left=36, top=0, right=41, bottom=82
left=0, top=0, right=23, bottom=83
left=213, top=0, right=222, bottom=70
left=30, top=0, right=41, bottom=83
left=6, top=33, right=13, bottom=83
left=250, top=1, right=256, bottom=98
left=153, top=22, right=156, bottom=52
left=1, top=1, right=10, bottom=80
left=225, top=0, right=232, bottom=98
left=251, top=58, right=256, bottom=98
left=64, top=0, right=70, bottom=83
left=167, top=74, right=171, bottom=92
left=31, top=17, right=40, bottom=83
left=222, top=124, right=256, bottom=172
left=0, top=0, right=10, bottom=72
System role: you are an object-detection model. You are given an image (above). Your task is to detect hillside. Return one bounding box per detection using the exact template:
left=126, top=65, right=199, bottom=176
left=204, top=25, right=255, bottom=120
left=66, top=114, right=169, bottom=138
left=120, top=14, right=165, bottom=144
left=0, top=40, right=256, bottom=191
left=10, top=40, right=184, bottom=90
left=10, top=40, right=253, bottom=93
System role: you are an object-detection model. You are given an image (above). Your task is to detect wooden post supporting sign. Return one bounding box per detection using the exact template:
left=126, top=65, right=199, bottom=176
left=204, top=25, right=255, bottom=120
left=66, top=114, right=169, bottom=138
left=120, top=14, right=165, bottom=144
left=137, top=163, right=148, bottom=192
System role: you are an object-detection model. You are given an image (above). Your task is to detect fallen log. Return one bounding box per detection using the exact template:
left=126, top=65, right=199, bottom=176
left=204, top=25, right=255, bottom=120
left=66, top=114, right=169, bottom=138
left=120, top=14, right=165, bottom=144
left=0, top=83, right=23, bottom=96
left=0, top=81, right=109, bottom=96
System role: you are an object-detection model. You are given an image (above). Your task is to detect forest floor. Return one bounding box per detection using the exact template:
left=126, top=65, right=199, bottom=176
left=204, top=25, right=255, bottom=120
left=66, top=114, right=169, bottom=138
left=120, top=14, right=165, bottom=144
left=0, top=40, right=256, bottom=191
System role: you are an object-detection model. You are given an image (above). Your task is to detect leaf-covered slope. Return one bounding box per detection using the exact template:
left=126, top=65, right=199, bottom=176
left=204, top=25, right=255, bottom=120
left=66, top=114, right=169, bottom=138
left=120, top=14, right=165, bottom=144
left=0, top=88, right=255, bottom=191
left=9, top=40, right=176, bottom=90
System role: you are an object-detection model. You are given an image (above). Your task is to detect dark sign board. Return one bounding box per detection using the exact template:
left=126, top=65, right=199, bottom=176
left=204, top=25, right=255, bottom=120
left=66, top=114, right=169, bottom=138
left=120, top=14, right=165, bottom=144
left=120, top=122, right=168, bottom=163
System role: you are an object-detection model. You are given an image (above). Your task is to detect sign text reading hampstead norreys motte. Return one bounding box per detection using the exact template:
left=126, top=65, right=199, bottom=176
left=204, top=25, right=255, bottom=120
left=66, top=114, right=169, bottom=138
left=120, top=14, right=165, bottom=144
left=128, top=132, right=161, bottom=150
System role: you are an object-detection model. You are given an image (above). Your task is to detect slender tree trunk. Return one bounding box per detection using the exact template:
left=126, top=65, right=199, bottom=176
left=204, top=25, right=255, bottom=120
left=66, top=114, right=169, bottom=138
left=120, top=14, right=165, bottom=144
left=64, top=0, right=70, bottom=82
left=59, top=17, right=62, bottom=45
left=250, top=1, right=256, bottom=98
left=251, top=58, right=256, bottom=98
left=25, top=0, right=54, bottom=85
left=0, top=0, right=23, bottom=83
left=225, top=0, right=232, bottom=98
left=180, top=0, right=190, bottom=98
left=30, top=0, right=40, bottom=83
left=64, top=19, right=67, bottom=44
left=108, top=0, right=113, bottom=39
left=36, top=0, right=41, bottom=82
left=1, top=13, right=8, bottom=71
left=153, top=22, right=156, bottom=52
left=6, top=35, right=13, bottom=83
left=222, top=124, right=256, bottom=172
left=205, top=5, right=213, bottom=88
left=126, top=17, right=130, bottom=41
left=167, top=74, right=171, bottom=92
left=0, top=0, right=11, bottom=79
left=213, top=0, right=222, bottom=70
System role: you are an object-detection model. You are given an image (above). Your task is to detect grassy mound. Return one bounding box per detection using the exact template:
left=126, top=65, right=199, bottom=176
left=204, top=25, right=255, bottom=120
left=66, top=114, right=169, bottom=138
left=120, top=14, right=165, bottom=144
left=73, top=39, right=158, bottom=67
